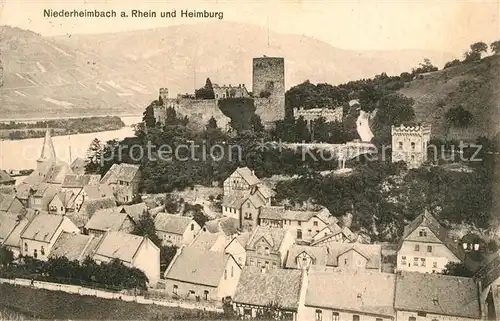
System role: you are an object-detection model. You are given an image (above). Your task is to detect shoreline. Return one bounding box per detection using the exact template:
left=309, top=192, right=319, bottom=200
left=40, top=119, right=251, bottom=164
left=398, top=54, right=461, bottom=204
left=0, top=114, right=142, bottom=123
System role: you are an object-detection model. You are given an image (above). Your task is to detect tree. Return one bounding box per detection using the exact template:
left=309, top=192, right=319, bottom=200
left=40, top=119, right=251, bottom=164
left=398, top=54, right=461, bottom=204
left=491, top=40, right=500, bottom=54
left=143, top=102, right=157, bottom=128
left=464, top=42, right=488, bottom=62
left=195, top=77, right=215, bottom=99
left=206, top=116, right=218, bottom=131
left=251, top=114, right=265, bottom=133
left=132, top=212, right=162, bottom=247
left=400, top=72, right=413, bottom=82
left=84, top=138, right=103, bottom=174
left=442, top=261, right=473, bottom=277
left=0, top=245, right=14, bottom=267
left=444, top=59, right=461, bottom=69
left=160, top=245, right=178, bottom=274
left=445, top=106, right=473, bottom=128
left=412, top=58, right=438, bottom=74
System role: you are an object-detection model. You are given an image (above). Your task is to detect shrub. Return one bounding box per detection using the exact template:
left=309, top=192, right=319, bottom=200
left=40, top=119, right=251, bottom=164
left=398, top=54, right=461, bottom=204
left=259, top=91, right=271, bottom=98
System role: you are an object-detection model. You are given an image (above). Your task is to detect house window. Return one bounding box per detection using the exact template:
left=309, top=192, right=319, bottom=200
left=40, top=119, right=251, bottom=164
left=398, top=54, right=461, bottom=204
left=421, top=258, right=426, bottom=267
left=224, top=270, right=227, bottom=280
left=411, top=142, right=416, bottom=150
left=401, top=256, right=407, bottom=265
left=433, top=262, right=437, bottom=268
left=419, top=230, right=427, bottom=237
left=272, top=262, right=277, bottom=269
left=173, top=285, right=178, bottom=294
left=24, top=243, right=28, bottom=252
left=297, top=230, right=302, bottom=239
left=332, top=312, right=339, bottom=321
left=308, top=229, right=312, bottom=235
left=297, top=221, right=301, bottom=226
left=189, top=290, right=195, bottom=297
left=247, top=203, right=250, bottom=208
left=414, top=244, right=420, bottom=251
left=33, top=249, right=38, bottom=259
left=427, top=245, right=432, bottom=252
left=250, top=259, right=254, bottom=266
left=191, top=223, right=194, bottom=231
left=41, top=246, right=45, bottom=256
left=376, top=319, right=383, bottom=321
left=352, top=315, right=360, bottom=321
left=398, top=141, right=403, bottom=149
left=417, top=312, right=427, bottom=317
left=265, top=261, right=269, bottom=269
left=411, top=155, right=415, bottom=161
left=313, top=221, right=318, bottom=226
left=265, top=247, right=270, bottom=255
left=315, top=309, right=322, bottom=321
left=409, top=317, right=416, bottom=321
left=231, top=266, right=234, bottom=277
left=413, top=257, right=419, bottom=266
left=204, top=290, right=209, bottom=300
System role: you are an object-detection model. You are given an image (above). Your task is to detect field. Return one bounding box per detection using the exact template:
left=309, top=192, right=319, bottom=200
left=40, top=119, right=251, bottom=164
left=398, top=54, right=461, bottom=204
left=0, top=283, right=227, bottom=320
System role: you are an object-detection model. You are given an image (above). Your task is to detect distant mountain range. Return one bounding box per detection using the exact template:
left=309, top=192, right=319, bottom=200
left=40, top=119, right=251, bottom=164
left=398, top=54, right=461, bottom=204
left=0, top=22, right=456, bottom=119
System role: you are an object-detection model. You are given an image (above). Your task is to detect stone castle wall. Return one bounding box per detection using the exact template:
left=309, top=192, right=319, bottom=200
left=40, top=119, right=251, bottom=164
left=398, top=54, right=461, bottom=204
left=166, top=98, right=231, bottom=129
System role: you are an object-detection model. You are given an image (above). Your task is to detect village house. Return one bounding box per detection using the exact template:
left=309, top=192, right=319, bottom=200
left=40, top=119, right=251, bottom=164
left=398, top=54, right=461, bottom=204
left=233, top=267, right=303, bottom=320
left=49, top=231, right=101, bottom=263
left=84, top=208, right=135, bottom=237
left=397, top=210, right=465, bottom=273
left=154, top=213, right=201, bottom=247
left=245, top=226, right=295, bottom=269
left=116, top=202, right=149, bottom=223
left=260, top=207, right=337, bottom=243
left=27, top=183, right=61, bottom=211
left=0, top=194, right=25, bottom=214
left=0, top=212, right=21, bottom=244
left=20, top=213, right=79, bottom=260
left=1, top=218, right=29, bottom=257
left=394, top=271, right=482, bottom=321
left=66, top=196, right=117, bottom=231
left=300, top=266, right=396, bottom=321
left=61, top=174, right=100, bottom=194
left=190, top=230, right=250, bottom=267
left=92, top=231, right=160, bottom=286
left=285, top=245, right=330, bottom=270
left=163, top=247, right=241, bottom=302
left=310, top=223, right=357, bottom=245
left=100, top=163, right=141, bottom=204
left=202, top=216, right=240, bottom=236
left=48, top=190, right=75, bottom=215
left=326, top=242, right=382, bottom=272
left=473, top=250, right=500, bottom=320
left=223, top=167, right=262, bottom=198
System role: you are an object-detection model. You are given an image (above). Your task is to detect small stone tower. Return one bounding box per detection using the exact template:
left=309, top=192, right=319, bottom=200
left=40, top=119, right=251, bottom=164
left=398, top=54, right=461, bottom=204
left=252, top=56, right=285, bottom=123
left=159, top=88, right=169, bottom=103
left=391, top=123, right=431, bottom=168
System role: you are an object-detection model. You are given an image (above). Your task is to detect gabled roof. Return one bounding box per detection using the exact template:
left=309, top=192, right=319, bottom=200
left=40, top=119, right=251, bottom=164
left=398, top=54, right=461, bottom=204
left=203, top=217, right=240, bottom=236
left=285, top=245, right=329, bottom=269
left=165, top=247, right=233, bottom=287
left=398, top=210, right=465, bottom=261
left=49, top=232, right=96, bottom=262
left=395, top=271, right=481, bottom=319
left=310, top=226, right=357, bottom=246
left=117, top=203, right=148, bottom=222
left=79, top=196, right=116, bottom=218
left=189, top=231, right=225, bottom=252
left=0, top=194, right=23, bottom=212
left=62, top=174, right=100, bottom=188
left=70, top=157, right=87, bottom=175
left=0, top=212, right=20, bottom=242
left=21, top=213, right=66, bottom=242
left=93, top=231, right=146, bottom=264
left=84, top=209, right=132, bottom=232
left=255, top=184, right=273, bottom=199
left=100, top=163, right=140, bottom=184
left=233, top=267, right=302, bottom=310
left=305, top=269, right=395, bottom=317
left=246, top=226, right=288, bottom=252
left=0, top=170, right=15, bottom=185
left=259, top=206, right=286, bottom=220
left=83, top=184, right=114, bottom=199
left=245, top=193, right=267, bottom=209
left=154, top=213, right=194, bottom=235
left=232, top=167, right=261, bottom=186
left=327, top=242, right=382, bottom=270
left=474, top=250, right=500, bottom=290
left=51, top=191, right=74, bottom=208
left=222, top=194, right=246, bottom=209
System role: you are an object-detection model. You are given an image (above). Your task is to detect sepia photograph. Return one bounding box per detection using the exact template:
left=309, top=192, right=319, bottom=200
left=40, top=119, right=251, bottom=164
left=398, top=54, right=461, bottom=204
left=0, top=0, right=499, bottom=320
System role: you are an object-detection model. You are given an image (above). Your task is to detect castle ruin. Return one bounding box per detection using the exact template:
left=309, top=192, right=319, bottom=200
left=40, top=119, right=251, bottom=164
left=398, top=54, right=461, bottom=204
left=153, top=56, right=286, bottom=129
left=391, top=123, right=431, bottom=168
left=293, top=107, right=343, bottom=129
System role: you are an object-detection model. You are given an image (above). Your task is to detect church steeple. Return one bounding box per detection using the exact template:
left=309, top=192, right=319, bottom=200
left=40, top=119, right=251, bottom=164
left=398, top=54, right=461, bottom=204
left=38, top=127, right=56, bottom=163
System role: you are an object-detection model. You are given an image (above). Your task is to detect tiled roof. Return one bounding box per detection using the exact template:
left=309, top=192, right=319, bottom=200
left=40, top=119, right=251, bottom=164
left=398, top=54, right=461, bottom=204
left=222, top=194, right=246, bottom=209
left=0, top=212, right=20, bottom=241
left=234, top=167, right=261, bottom=186
left=3, top=219, right=29, bottom=248
left=154, top=213, right=193, bottom=235
left=327, top=242, right=382, bottom=269
left=0, top=194, right=21, bottom=212
left=65, top=212, right=89, bottom=229
left=0, top=170, right=15, bottom=184
left=233, top=267, right=302, bottom=310
left=315, top=208, right=338, bottom=225
left=310, top=226, right=357, bottom=246
left=474, top=250, right=500, bottom=290
left=259, top=206, right=286, bottom=220
left=256, top=184, right=273, bottom=199
left=79, top=197, right=116, bottom=218
left=190, top=232, right=224, bottom=251
left=285, top=245, right=329, bottom=269
left=305, top=269, right=395, bottom=317
left=118, top=203, right=148, bottom=222
left=246, top=226, right=288, bottom=252
left=260, top=207, right=335, bottom=223
left=84, top=209, right=132, bottom=232
left=21, top=214, right=66, bottom=242
left=395, top=271, right=481, bottom=319
left=52, top=191, right=74, bottom=208
left=398, top=210, right=465, bottom=261
left=62, top=174, right=100, bottom=188
left=165, top=247, right=231, bottom=287
left=93, top=231, right=145, bottom=264
left=204, top=217, right=241, bottom=236
left=83, top=184, right=114, bottom=199
left=100, top=163, right=140, bottom=184
left=246, top=193, right=266, bottom=209
left=49, top=232, right=95, bottom=262
left=70, top=157, right=87, bottom=175
left=235, top=232, right=251, bottom=248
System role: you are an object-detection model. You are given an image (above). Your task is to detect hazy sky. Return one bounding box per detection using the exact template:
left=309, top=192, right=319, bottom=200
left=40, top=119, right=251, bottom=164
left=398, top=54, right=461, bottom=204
left=1, top=0, right=499, bottom=55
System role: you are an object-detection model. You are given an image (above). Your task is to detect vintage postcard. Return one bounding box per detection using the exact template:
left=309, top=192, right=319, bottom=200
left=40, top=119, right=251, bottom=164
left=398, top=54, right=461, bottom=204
left=0, top=0, right=499, bottom=320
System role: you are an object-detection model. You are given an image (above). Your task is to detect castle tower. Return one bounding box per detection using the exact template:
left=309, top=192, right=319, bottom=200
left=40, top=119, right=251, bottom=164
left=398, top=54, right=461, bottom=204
left=391, top=123, right=431, bottom=168
left=252, top=56, right=285, bottom=123
left=37, top=127, right=57, bottom=172
left=159, top=88, right=169, bottom=104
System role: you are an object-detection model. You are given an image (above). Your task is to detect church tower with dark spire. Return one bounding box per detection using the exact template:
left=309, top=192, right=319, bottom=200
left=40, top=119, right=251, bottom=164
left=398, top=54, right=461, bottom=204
left=37, top=127, right=57, bottom=173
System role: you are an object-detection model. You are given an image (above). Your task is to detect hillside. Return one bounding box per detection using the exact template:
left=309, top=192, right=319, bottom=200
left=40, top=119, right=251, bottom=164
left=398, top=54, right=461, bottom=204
left=1, top=22, right=454, bottom=119
left=398, top=55, right=500, bottom=140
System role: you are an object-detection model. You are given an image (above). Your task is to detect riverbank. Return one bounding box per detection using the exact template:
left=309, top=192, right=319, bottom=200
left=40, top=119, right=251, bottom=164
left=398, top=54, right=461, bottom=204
left=0, top=116, right=127, bottom=140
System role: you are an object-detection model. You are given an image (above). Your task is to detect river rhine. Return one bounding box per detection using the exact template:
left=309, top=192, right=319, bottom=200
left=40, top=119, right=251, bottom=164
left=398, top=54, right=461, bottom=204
left=0, top=116, right=142, bottom=171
